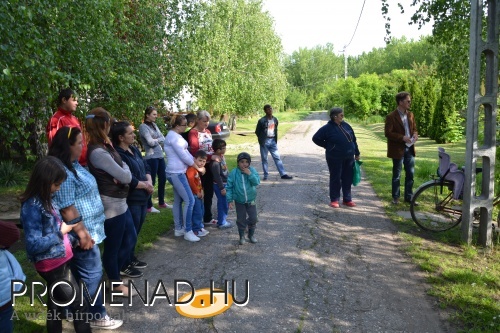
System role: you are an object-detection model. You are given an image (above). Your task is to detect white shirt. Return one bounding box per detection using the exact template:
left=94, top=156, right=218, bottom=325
left=164, top=131, right=195, bottom=174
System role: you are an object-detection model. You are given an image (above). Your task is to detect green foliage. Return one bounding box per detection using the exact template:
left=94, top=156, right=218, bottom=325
left=349, top=36, right=437, bottom=77
left=0, top=0, right=201, bottom=160
left=285, top=87, right=309, bottom=110
left=183, top=0, right=287, bottom=117
left=283, top=44, right=344, bottom=110
left=430, top=82, right=464, bottom=143
left=419, top=77, right=439, bottom=137
left=0, top=160, right=19, bottom=187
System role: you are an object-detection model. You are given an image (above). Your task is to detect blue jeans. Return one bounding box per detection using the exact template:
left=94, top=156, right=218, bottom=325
left=260, top=138, right=286, bottom=178
left=326, top=156, right=355, bottom=202
left=192, top=197, right=204, bottom=233
left=128, top=204, right=147, bottom=260
left=0, top=305, right=13, bottom=333
left=392, top=148, right=415, bottom=201
left=213, top=183, right=228, bottom=226
left=71, top=245, right=106, bottom=317
left=102, top=209, right=137, bottom=280
left=166, top=173, right=195, bottom=232
left=146, top=158, right=167, bottom=208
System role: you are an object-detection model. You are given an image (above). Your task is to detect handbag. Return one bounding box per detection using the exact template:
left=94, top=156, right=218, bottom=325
left=352, top=160, right=363, bottom=186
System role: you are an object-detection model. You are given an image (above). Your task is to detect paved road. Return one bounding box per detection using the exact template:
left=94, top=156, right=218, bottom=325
left=101, top=112, right=456, bottom=333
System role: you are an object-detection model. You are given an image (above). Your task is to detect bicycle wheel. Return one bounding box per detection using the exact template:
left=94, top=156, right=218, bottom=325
left=410, top=180, right=462, bottom=231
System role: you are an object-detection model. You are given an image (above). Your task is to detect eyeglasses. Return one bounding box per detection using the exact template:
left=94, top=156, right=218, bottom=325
left=179, top=123, right=187, bottom=127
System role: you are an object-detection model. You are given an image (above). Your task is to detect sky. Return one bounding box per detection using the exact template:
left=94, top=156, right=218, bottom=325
left=261, top=0, right=434, bottom=56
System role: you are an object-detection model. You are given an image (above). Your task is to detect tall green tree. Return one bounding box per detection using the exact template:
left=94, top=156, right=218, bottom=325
left=0, top=0, right=197, bottom=159
left=184, top=0, right=287, bottom=117
left=284, top=44, right=343, bottom=110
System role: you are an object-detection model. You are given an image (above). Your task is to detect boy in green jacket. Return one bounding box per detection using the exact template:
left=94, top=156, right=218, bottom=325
left=226, top=152, right=260, bottom=245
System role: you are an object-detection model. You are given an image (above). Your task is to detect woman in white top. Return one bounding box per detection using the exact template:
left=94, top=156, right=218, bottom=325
left=164, top=114, right=205, bottom=242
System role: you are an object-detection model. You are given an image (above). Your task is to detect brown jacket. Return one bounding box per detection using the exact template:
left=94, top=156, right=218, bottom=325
left=384, top=109, right=417, bottom=159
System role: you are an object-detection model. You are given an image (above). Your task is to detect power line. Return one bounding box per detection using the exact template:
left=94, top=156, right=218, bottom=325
left=344, top=0, right=367, bottom=50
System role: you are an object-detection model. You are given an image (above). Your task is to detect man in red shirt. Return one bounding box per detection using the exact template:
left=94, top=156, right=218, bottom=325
left=47, top=88, right=88, bottom=166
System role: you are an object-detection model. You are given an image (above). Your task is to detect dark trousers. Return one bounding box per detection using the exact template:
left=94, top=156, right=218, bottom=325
left=128, top=204, right=147, bottom=261
left=37, top=262, right=91, bottom=333
left=235, top=202, right=258, bottom=230
left=102, top=210, right=137, bottom=280
left=201, top=165, right=214, bottom=222
left=326, top=156, right=354, bottom=202
left=146, top=157, right=166, bottom=208
left=391, top=147, right=415, bottom=201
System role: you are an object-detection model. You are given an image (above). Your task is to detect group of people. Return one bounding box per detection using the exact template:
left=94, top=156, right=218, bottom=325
left=312, top=91, right=418, bottom=208
left=3, top=89, right=271, bottom=332
left=1, top=87, right=418, bottom=332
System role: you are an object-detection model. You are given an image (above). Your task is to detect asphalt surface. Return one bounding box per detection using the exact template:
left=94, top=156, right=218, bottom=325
left=95, top=112, right=457, bottom=332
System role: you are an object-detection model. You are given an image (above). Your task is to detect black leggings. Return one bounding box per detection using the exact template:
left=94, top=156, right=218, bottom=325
left=37, top=262, right=91, bottom=333
left=201, top=164, right=214, bottom=222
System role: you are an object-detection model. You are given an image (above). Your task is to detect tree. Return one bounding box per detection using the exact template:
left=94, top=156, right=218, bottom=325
left=284, top=44, right=344, bottom=110
left=183, top=0, right=287, bottom=116
left=0, top=0, right=197, bottom=160
left=418, top=76, right=438, bottom=137
left=430, top=80, right=463, bottom=143
left=349, top=36, right=436, bottom=77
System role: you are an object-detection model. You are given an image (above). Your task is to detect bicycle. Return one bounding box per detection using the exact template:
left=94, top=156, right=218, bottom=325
left=410, top=147, right=500, bottom=232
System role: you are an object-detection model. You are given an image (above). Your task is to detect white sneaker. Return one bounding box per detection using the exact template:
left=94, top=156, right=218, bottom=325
left=174, top=229, right=185, bottom=237
left=90, top=315, right=124, bottom=330
left=147, top=207, right=160, bottom=213
left=184, top=230, right=200, bottom=242
left=195, top=228, right=209, bottom=237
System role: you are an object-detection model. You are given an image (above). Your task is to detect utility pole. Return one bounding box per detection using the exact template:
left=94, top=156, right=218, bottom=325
left=342, top=45, right=348, bottom=79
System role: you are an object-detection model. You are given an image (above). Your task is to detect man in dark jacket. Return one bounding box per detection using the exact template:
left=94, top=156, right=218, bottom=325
left=385, top=92, right=418, bottom=205
left=255, top=105, right=293, bottom=180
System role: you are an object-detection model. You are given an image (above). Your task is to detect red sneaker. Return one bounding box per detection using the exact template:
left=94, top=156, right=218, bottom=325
left=343, top=201, right=356, bottom=207
left=329, top=201, right=340, bottom=208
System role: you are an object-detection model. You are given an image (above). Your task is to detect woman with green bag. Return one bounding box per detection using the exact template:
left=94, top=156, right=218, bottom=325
left=312, top=107, right=360, bottom=208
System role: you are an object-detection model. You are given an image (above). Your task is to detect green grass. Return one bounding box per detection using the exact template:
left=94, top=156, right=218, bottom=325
left=352, top=121, right=500, bottom=332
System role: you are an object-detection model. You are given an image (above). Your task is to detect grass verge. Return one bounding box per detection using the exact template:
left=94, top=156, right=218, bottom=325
left=352, top=121, right=500, bottom=333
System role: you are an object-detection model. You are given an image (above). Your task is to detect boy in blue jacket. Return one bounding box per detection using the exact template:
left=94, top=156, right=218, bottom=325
left=226, top=152, right=260, bottom=245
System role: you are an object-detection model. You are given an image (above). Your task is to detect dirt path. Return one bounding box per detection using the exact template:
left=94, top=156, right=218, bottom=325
left=91, top=112, right=456, bottom=332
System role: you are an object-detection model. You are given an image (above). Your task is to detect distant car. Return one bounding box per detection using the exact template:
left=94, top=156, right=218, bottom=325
left=208, top=120, right=230, bottom=140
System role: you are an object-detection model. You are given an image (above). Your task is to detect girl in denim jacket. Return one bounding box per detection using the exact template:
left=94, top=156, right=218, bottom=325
left=20, top=156, right=91, bottom=333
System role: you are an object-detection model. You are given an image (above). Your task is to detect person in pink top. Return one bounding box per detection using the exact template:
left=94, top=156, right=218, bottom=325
left=47, top=88, right=88, bottom=166
left=20, top=156, right=91, bottom=333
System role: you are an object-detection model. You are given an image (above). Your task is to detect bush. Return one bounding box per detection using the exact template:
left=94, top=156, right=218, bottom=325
left=0, top=160, right=19, bottom=187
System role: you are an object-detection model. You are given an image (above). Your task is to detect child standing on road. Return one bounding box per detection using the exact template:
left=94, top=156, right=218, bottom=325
left=226, top=152, right=260, bottom=245
left=211, top=139, right=233, bottom=229
left=186, top=150, right=210, bottom=237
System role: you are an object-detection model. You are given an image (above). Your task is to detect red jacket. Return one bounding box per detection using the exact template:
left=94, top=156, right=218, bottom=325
left=47, top=108, right=88, bottom=166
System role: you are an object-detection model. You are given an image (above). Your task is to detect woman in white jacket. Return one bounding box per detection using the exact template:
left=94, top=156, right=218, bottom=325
left=164, top=114, right=205, bottom=242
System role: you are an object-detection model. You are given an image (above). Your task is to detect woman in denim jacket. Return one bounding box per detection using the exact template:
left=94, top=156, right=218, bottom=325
left=20, top=156, right=91, bottom=333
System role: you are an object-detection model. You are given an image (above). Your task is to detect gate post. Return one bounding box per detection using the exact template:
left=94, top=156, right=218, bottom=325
left=462, top=0, right=499, bottom=247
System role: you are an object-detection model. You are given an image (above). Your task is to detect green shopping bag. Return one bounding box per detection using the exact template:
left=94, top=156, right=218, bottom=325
left=352, top=160, right=363, bottom=186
